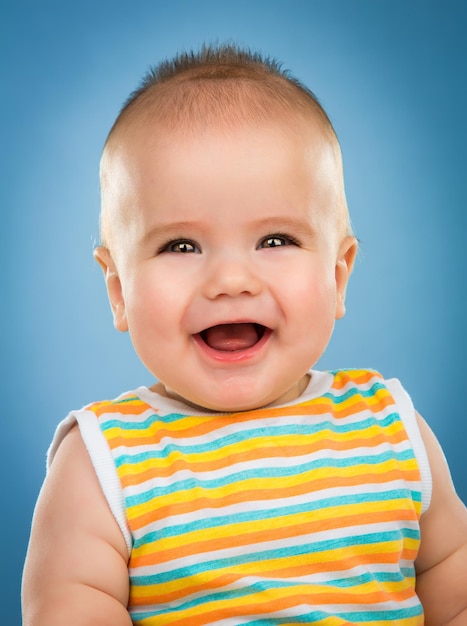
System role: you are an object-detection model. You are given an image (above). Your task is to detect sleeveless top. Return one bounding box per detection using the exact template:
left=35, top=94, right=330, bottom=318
left=49, top=369, right=432, bottom=625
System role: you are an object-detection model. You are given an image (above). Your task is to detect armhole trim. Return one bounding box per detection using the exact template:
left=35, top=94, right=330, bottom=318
left=47, top=410, right=132, bottom=556
left=385, top=379, right=432, bottom=514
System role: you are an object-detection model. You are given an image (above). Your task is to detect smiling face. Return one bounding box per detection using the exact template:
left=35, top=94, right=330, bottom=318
left=96, top=116, right=357, bottom=412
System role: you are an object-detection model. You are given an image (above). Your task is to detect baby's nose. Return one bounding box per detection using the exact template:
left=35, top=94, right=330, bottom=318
left=202, top=253, right=262, bottom=299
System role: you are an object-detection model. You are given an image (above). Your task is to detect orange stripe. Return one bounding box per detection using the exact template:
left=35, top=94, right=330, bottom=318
left=131, top=507, right=419, bottom=568
left=100, top=390, right=395, bottom=445
left=331, top=369, right=382, bottom=390
left=128, top=468, right=421, bottom=528
left=116, top=428, right=411, bottom=486
left=89, top=399, right=150, bottom=418
left=130, top=547, right=418, bottom=608
left=261, top=549, right=419, bottom=581
left=110, top=414, right=404, bottom=452
left=134, top=582, right=416, bottom=624
left=104, top=395, right=402, bottom=450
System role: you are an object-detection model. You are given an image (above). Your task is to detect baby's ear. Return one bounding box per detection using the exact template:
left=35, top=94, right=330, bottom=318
left=335, top=236, right=358, bottom=319
left=93, top=246, right=128, bottom=332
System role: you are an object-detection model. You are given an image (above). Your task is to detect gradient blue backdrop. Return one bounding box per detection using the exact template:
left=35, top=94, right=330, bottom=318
left=2, top=1, right=466, bottom=622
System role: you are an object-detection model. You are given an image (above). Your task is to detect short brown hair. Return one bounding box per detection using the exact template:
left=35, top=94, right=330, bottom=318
left=104, top=43, right=337, bottom=142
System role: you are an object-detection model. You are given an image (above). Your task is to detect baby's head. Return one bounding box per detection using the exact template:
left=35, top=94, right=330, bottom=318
left=95, top=44, right=358, bottom=412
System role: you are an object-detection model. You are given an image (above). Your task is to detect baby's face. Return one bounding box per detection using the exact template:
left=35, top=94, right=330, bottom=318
left=97, top=117, right=356, bottom=411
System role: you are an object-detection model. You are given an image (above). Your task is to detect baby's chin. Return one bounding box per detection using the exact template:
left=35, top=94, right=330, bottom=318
left=150, top=374, right=310, bottom=413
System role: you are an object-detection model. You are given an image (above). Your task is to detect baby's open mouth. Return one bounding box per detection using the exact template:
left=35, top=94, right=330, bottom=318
left=200, top=323, right=267, bottom=352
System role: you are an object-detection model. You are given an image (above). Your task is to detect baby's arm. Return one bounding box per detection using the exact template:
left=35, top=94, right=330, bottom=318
left=22, top=426, right=132, bottom=626
left=415, top=414, right=467, bottom=625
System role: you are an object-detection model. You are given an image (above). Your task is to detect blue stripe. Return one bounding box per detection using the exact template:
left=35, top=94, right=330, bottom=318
left=337, top=605, right=423, bottom=622
left=132, top=488, right=421, bottom=548
left=111, top=411, right=402, bottom=467
left=323, top=569, right=414, bottom=587
left=242, top=603, right=423, bottom=625
left=125, top=447, right=417, bottom=508
left=133, top=604, right=422, bottom=625
left=131, top=529, right=419, bottom=586
left=102, top=410, right=399, bottom=435
left=99, top=381, right=397, bottom=433
left=132, top=575, right=421, bottom=624
left=322, top=380, right=387, bottom=404
left=134, top=491, right=421, bottom=548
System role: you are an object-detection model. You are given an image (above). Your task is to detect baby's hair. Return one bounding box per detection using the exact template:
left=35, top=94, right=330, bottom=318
left=105, top=43, right=337, bottom=142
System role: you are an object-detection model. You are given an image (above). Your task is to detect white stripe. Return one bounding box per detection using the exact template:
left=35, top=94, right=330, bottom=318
left=130, top=477, right=421, bottom=540
left=108, top=411, right=410, bottom=457
left=120, top=438, right=418, bottom=505
left=129, top=572, right=421, bottom=624
left=131, top=517, right=419, bottom=577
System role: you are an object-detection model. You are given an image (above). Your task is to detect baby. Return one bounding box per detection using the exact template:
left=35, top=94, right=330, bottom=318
left=22, top=45, right=467, bottom=625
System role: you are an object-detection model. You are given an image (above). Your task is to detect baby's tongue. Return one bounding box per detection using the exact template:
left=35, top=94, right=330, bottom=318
left=202, top=323, right=259, bottom=351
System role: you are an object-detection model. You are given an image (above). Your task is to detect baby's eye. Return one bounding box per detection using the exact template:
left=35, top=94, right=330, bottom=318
left=161, top=239, right=201, bottom=254
left=258, top=234, right=299, bottom=249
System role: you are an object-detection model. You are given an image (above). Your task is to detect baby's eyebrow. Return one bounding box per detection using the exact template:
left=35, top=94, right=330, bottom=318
left=252, top=216, right=316, bottom=237
left=140, top=221, right=203, bottom=245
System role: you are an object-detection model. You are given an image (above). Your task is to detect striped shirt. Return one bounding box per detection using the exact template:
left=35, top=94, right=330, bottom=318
left=49, top=369, right=431, bottom=625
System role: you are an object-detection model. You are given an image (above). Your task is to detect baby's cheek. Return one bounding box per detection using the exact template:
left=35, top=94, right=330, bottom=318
left=298, top=272, right=336, bottom=307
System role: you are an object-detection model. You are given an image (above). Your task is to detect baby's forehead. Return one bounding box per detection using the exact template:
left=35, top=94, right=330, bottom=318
left=100, top=117, right=347, bottom=255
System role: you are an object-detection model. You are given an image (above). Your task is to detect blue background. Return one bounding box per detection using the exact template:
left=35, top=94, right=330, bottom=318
left=2, top=1, right=466, bottom=623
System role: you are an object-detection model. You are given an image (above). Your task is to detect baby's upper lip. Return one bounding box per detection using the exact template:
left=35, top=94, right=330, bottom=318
left=192, top=319, right=272, bottom=336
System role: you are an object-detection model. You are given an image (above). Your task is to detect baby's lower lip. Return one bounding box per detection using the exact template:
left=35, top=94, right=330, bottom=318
left=192, top=325, right=272, bottom=362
